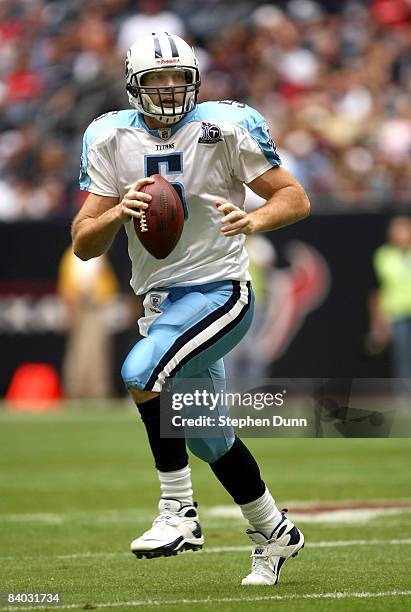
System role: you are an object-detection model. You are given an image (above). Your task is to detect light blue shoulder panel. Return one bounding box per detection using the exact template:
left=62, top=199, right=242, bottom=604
left=194, top=101, right=281, bottom=166
left=79, top=110, right=141, bottom=190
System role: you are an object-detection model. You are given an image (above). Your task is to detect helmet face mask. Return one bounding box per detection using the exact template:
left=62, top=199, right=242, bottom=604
left=125, top=33, right=201, bottom=125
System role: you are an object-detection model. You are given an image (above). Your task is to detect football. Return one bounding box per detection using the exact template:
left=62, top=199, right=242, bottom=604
left=134, top=174, right=184, bottom=259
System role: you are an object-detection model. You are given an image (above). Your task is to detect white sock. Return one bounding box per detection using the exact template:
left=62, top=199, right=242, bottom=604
left=157, top=466, right=193, bottom=505
left=239, top=487, right=282, bottom=537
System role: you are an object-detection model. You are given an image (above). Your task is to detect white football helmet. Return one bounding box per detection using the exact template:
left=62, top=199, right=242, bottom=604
left=125, top=32, right=201, bottom=125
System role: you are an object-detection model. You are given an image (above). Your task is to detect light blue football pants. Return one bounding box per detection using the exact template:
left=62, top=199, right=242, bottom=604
left=121, top=280, right=254, bottom=462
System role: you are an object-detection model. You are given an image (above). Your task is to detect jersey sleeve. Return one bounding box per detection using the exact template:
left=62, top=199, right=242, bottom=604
left=232, top=108, right=281, bottom=184
left=79, top=126, right=120, bottom=197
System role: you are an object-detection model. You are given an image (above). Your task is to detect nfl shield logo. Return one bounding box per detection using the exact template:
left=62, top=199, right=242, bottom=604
left=150, top=294, right=162, bottom=309
left=158, top=128, right=171, bottom=140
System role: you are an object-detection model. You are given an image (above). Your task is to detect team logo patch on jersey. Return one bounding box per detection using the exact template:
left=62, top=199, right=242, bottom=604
left=263, top=122, right=276, bottom=151
left=79, top=154, right=84, bottom=181
left=198, top=122, right=223, bottom=144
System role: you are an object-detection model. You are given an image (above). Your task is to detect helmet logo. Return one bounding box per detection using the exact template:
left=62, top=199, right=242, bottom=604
left=125, top=54, right=133, bottom=80
left=156, top=58, right=180, bottom=65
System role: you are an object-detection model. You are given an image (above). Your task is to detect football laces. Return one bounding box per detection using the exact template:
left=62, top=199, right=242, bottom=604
left=139, top=211, right=148, bottom=232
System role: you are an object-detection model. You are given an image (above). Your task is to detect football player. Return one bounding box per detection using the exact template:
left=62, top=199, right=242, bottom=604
left=72, top=32, right=309, bottom=586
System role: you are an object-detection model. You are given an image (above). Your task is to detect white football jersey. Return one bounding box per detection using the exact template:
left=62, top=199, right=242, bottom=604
left=79, top=101, right=281, bottom=295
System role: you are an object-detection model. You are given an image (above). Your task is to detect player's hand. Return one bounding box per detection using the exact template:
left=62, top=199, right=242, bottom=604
left=118, top=178, right=155, bottom=222
left=216, top=201, right=255, bottom=236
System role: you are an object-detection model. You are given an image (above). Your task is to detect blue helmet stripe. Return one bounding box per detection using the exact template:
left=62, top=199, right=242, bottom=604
left=166, top=33, right=179, bottom=58
left=152, top=34, right=162, bottom=58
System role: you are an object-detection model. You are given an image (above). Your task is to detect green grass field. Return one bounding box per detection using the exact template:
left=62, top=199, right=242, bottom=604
left=0, top=403, right=410, bottom=612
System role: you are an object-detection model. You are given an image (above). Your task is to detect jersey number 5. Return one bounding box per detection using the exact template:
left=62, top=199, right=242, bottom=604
left=144, top=153, right=188, bottom=219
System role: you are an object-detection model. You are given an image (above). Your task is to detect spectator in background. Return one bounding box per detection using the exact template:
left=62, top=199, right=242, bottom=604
left=0, top=0, right=410, bottom=219
left=0, top=124, right=68, bottom=219
left=117, top=0, right=185, bottom=53
left=369, top=216, right=411, bottom=383
left=57, top=247, right=119, bottom=399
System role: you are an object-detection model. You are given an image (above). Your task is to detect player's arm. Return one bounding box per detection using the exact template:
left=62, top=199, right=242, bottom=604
left=217, top=166, right=310, bottom=237
left=247, top=166, right=310, bottom=232
left=72, top=178, right=154, bottom=260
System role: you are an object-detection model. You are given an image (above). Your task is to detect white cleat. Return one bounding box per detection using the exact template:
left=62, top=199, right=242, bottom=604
left=241, top=509, right=304, bottom=586
left=130, top=498, right=204, bottom=559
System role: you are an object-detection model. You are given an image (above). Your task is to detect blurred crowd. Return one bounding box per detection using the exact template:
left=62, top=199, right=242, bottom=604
left=0, top=0, right=410, bottom=220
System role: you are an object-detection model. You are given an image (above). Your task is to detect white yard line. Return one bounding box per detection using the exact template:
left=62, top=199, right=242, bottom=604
left=1, top=590, right=411, bottom=611
left=206, top=505, right=411, bottom=523
left=1, top=503, right=411, bottom=525
left=1, top=538, right=411, bottom=562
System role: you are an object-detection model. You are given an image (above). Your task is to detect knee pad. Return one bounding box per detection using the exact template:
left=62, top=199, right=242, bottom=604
left=186, top=435, right=235, bottom=463
left=121, top=337, right=157, bottom=388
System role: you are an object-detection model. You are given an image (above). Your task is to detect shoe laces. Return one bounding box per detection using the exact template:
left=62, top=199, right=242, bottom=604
left=248, top=512, right=289, bottom=574
left=152, top=511, right=180, bottom=528
left=249, top=546, right=271, bottom=576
